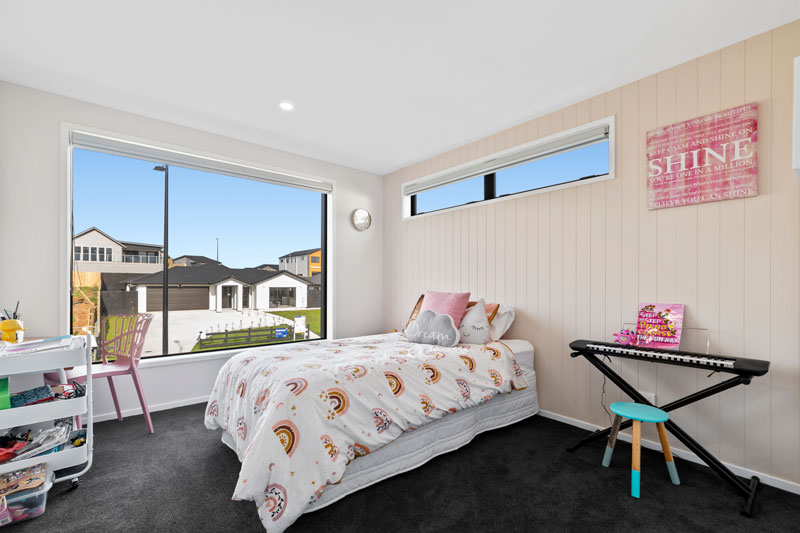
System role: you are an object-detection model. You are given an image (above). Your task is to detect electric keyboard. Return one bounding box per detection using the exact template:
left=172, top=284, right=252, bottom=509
left=569, top=339, right=769, bottom=376
left=567, top=338, right=770, bottom=515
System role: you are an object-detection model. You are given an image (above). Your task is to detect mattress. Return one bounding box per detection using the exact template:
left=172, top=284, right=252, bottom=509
left=499, top=339, right=535, bottom=375
left=305, top=340, right=538, bottom=513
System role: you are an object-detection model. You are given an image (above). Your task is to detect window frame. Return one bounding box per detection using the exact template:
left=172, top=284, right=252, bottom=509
left=64, top=126, right=333, bottom=358
left=404, top=116, right=615, bottom=219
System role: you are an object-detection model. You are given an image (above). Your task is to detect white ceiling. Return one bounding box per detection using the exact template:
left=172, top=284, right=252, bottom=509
left=2, top=1, right=799, bottom=175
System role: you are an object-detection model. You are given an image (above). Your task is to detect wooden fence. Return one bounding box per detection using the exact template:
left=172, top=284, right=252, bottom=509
left=195, top=325, right=296, bottom=350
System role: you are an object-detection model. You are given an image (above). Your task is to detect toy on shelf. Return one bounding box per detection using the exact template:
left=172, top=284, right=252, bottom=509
left=613, top=329, right=638, bottom=346
left=0, top=303, right=23, bottom=344
left=0, top=321, right=24, bottom=344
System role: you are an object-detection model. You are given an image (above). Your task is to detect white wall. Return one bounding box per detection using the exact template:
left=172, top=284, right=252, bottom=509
left=136, top=286, right=147, bottom=313
left=255, top=276, right=308, bottom=309
left=208, top=285, right=217, bottom=311
left=0, top=80, right=383, bottom=421
left=382, top=21, right=800, bottom=486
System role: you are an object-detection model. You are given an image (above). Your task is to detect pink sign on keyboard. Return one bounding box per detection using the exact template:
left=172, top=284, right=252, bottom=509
left=647, top=102, right=758, bottom=210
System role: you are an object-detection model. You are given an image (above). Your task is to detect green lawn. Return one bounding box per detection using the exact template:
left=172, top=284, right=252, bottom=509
left=268, top=309, right=321, bottom=335
left=191, top=325, right=304, bottom=352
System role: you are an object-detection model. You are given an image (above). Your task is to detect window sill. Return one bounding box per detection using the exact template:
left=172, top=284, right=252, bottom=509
left=134, top=336, right=324, bottom=369
left=137, top=348, right=245, bottom=369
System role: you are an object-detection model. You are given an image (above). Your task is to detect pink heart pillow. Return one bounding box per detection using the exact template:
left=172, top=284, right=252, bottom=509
left=419, top=291, right=471, bottom=327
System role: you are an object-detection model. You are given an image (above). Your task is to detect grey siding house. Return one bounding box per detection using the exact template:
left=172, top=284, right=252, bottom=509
left=73, top=227, right=163, bottom=274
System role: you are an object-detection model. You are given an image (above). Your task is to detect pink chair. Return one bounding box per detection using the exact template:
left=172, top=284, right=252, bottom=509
left=45, top=314, right=155, bottom=434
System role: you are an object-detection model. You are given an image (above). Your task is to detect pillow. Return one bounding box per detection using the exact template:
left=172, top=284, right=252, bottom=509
left=458, top=298, right=491, bottom=344
left=419, top=291, right=470, bottom=327
left=489, top=305, right=515, bottom=340
left=406, top=310, right=460, bottom=347
left=403, top=294, right=425, bottom=332
left=465, top=301, right=500, bottom=323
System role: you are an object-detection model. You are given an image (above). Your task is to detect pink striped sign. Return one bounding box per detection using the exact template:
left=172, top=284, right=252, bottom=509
left=646, top=102, right=758, bottom=210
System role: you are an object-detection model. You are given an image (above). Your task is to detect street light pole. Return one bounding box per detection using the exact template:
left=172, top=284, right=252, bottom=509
left=154, top=164, right=169, bottom=356
left=216, top=237, right=219, bottom=262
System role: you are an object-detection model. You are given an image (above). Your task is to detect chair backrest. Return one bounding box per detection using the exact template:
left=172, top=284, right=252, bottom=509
left=100, top=314, right=154, bottom=367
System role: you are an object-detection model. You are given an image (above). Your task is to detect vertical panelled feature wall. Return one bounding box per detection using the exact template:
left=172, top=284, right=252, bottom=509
left=383, top=20, right=800, bottom=485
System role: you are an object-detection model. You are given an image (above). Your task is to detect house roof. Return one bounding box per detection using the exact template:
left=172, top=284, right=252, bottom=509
left=73, top=226, right=123, bottom=247
left=125, top=263, right=311, bottom=286
left=279, top=248, right=321, bottom=259
left=74, top=227, right=162, bottom=250
left=256, top=263, right=279, bottom=270
left=309, top=273, right=322, bottom=286
left=119, top=241, right=163, bottom=251
left=174, top=255, right=220, bottom=264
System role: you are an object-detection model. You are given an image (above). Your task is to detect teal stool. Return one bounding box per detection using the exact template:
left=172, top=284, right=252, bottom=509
left=601, top=401, right=680, bottom=498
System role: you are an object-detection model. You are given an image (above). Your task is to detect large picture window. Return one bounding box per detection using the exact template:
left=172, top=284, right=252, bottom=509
left=71, top=137, right=328, bottom=358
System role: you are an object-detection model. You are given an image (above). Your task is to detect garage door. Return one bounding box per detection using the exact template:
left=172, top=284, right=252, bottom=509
left=146, top=286, right=208, bottom=311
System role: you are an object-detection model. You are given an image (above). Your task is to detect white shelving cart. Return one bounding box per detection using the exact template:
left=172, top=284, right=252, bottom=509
left=0, top=334, right=93, bottom=486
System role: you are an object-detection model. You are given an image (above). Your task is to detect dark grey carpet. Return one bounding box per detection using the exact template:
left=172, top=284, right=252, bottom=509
left=9, top=403, right=800, bottom=532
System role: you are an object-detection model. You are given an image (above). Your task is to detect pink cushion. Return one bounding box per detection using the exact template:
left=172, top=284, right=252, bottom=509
left=419, top=291, right=470, bottom=327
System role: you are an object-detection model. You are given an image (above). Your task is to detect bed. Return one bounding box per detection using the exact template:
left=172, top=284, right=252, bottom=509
left=205, top=333, right=538, bottom=532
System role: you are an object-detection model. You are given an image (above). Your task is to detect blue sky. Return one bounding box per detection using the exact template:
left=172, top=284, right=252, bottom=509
left=417, top=141, right=609, bottom=213
left=73, top=149, right=322, bottom=268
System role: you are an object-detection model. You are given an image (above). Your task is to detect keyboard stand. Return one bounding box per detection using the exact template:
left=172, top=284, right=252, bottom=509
left=566, top=350, right=761, bottom=517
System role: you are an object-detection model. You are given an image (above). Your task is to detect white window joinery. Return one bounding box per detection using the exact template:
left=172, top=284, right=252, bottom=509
left=403, top=116, right=615, bottom=217
left=70, top=131, right=333, bottom=195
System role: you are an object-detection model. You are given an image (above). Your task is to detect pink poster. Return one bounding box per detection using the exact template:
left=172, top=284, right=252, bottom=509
left=636, top=303, right=684, bottom=350
left=647, top=102, right=758, bottom=210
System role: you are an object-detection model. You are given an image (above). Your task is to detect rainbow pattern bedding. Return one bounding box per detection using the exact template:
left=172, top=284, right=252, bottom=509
left=205, top=332, right=528, bottom=532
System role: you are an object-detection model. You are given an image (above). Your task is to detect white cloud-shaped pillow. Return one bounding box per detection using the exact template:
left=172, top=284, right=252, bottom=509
left=458, top=298, right=491, bottom=345
left=406, top=310, right=460, bottom=347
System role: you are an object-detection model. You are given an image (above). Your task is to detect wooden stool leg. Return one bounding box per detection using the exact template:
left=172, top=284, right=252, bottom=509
left=631, top=420, right=641, bottom=498
left=656, top=422, right=680, bottom=485
left=602, top=414, right=622, bottom=467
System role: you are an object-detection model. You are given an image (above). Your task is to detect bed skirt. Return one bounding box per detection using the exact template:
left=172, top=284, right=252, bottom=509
left=307, top=371, right=539, bottom=512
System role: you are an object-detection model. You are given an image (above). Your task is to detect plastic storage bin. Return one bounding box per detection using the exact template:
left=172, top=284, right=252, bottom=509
left=0, top=472, right=53, bottom=526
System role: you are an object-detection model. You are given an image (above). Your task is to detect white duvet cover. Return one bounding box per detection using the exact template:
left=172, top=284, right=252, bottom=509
left=205, top=332, right=528, bottom=532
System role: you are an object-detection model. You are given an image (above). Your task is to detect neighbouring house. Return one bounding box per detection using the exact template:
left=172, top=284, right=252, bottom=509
left=72, top=227, right=166, bottom=333
left=124, top=263, right=311, bottom=313
left=255, top=263, right=279, bottom=271
left=278, top=248, right=321, bottom=277
left=172, top=255, right=220, bottom=267
left=73, top=227, right=164, bottom=274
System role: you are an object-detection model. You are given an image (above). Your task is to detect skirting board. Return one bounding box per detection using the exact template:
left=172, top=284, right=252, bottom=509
left=93, top=395, right=209, bottom=424
left=538, top=409, right=800, bottom=496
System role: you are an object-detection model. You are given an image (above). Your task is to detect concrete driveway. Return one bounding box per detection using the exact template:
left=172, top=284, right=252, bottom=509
left=141, top=308, right=316, bottom=356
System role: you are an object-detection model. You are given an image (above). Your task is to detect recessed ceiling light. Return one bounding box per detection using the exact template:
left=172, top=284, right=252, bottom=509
left=279, top=101, right=294, bottom=112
